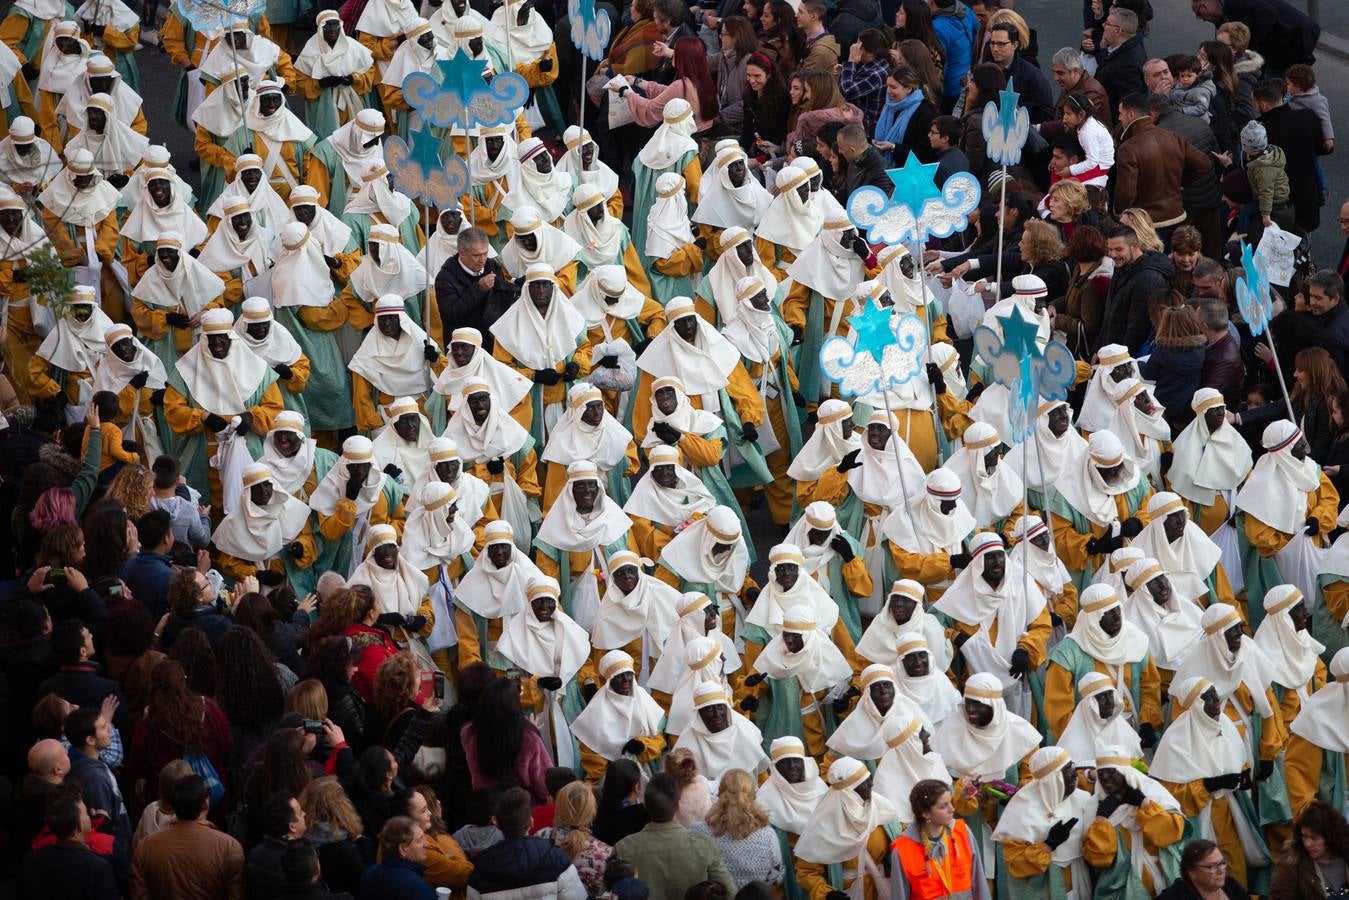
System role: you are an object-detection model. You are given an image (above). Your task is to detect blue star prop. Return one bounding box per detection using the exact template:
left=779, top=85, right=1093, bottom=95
left=847, top=298, right=898, bottom=362
left=436, top=50, right=492, bottom=122
left=407, top=125, right=443, bottom=175
left=885, top=154, right=941, bottom=211
left=996, top=305, right=1041, bottom=359
left=998, top=80, right=1021, bottom=135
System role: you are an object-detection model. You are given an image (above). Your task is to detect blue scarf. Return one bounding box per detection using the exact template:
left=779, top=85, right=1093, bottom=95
left=874, top=90, right=923, bottom=147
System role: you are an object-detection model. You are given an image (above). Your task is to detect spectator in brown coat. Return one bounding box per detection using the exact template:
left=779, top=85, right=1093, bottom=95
left=1110, top=93, right=1213, bottom=237
left=130, top=774, right=245, bottom=900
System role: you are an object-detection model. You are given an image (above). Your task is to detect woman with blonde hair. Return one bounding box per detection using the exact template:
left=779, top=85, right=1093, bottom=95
left=1044, top=177, right=1104, bottom=242
left=978, top=218, right=1069, bottom=302
left=535, top=781, right=614, bottom=895
left=104, top=463, right=153, bottom=522
left=407, top=785, right=473, bottom=893
left=786, top=69, right=864, bottom=148
left=665, top=747, right=716, bottom=828
left=696, top=769, right=785, bottom=888
left=1119, top=208, right=1165, bottom=254
left=301, top=777, right=367, bottom=896
left=285, top=679, right=330, bottom=722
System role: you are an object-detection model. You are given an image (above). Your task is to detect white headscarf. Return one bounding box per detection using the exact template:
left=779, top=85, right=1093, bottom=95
left=63, top=92, right=149, bottom=174
left=1004, top=400, right=1088, bottom=493
left=496, top=579, right=593, bottom=682
left=705, top=229, right=779, bottom=324
left=37, top=22, right=89, bottom=95
left=441, top=380, right=532, bottom=462
left=757, top=166, right=823, bottom=254
left=558, top=127, right=618, bottom=199
left=692, top=145, right=771, bottom=230
left=37, top=289, right=110, bottom=373
left=347, top=295, right=434, bottom=396
left=1131, top=493, right=1223, bottom=601
left=486, top=2, right=552, bottom=62
left=498, top=206, right=581, bottom=279
left=892, top=633, right=962, bottom=728
left=489, top=267, right=586, bottom=370
left=347, top=525, right=431, bottom=617
left=570, top=263, right=645, bottom=332
left=930, top=672, right=1042, bottom=779
left=873, top=713, right=949, bottom=823
left=828, top=665, right=927, bottom=760
left=569, top=650, right=667, bottom=759
left=211, top=463, right=311, bottom=563
left=1077, top=345, right=1139, bottom=433
left=282, top=187, right=353, bottom=254
left=657, top=506, right=749, bottom=598
left=190, top=68, right=250, bottom=138
left=1290, top=648, right=1349, bottom=753
left=370, top=397, right=434, bottom=485
left=794, top=757, right=898, bottom=865
left=563, top=184, right=627, bottom=269
left=1235, top=420, right=1322, bottom=535
left=943, top=422, right=1022, bottom=527
left=992, top=746, right=1094, bottom=867
left=786, top=399, right=858, bottom=482
left=641, top=375, right=724, bottom=448
left=344, top=163, right=413, bottom=225
left=407, top=436, right=490, bottom=519
left=757, top=737, right=827, bottom=834
left=1066, top=583, right=1150, bottom=667
left=1149, top=676, right=1249, bottom=782
left=328, top=112, right=386, bottom=184
left=787, top=217, right=865, bottom=302
left=357, top=0, right=421, bottom=37
left=745, top=545, right=841, bottom=637
left=673, top=683, right=769, bottom=775
left=196, top=199, right=273, bottom=274
left=1253, top=585, right=1324, bottom=696
left=258, top=411, right=317, bottom=497
left=1053, top=431, right=1140, bottom=527
left=131, top=233, right=227, bottom=314
left=75, top=0, right=139, bottom=30
left=310, top=436, right=385, bottom=516
left=849, top=411, right=925, bottom=509
left=37, top=150, right=120, bottom=226
left=454, top=522, right=544, bottom=619
left=753, top=605, right=852, bottom=693
left=1123, top=557, right=1202, bottom=672
left=934, top=534, right=1048, bottom=681
left=468, top=123, right=519, bottom=189
left=1009, top=516, right=1071, bottom=597
left=432, top=328, right=532, bottom=414
left=637, top=98, right=698, bottom=169
left=246, top=82, right=316, bottom=148
left=348, top=223, right=428, bottom=303
left=270, top=222, right=338, bottom=309
left=635, top=297, right=741, bottom=402
left=207, top=154, right=291, bottom=231
left=92, top=325, right=167, bottom=394
left=418, top=202, right=495, bottom=276
left=296, top=11, right=376, bottom=77
left=401, top=481, right=475, bottom=570
left=1091, top=749, right=1181, bottom=890
left=232, top=296, right=303, bottom=366
left=590, top=551, right=681, bottom=651
left=120, top=167, right=209, bottom=246
left=174, top=308, right=272, bottom=414
left=662, top=632, right=738, bottom=735
left=1056, top=672, right=1143, bottom=767
left=199, top=28, right=283, bottom=83
left=1171, top=603, right=1274, bottom=719
left=648, top=593, right=740, bottom=700
left=882, top=468, right=976, bottom=556
left=781, top=501, right=845, bottom=590
left=0, top=118, right=62, bottom=188
left=541, top=381, right=632, bottom=470
left=381, top=20, right=449, bottom=87
left=645, top=172, right=694, bottom=261
left=1105, top=378, right=1169, bottom=474
left=535, top=463, right=632, bottom=552
left=623, top=445, right=715, bottom=528
left=1168, top=389, right=1252, bottom=506
left=507, top=139, right=572, bottom=222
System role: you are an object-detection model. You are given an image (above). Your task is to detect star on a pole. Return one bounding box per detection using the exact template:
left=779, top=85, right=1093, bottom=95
left=997, top=304, right=1041, bottom=360
left=435, top=50, right=492, bottom=125
left=885, top=153, right=941, bottom=210
left=407, top=125, right=443, bottom=175
left=848, top=298, right=898, bottom=362
left=997, top=79, right=1022, bottom=135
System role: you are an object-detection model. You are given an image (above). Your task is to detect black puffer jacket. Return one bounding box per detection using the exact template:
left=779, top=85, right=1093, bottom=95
left=1154, top=107, right=1222, bottom=216
left=826, top=0, right=882, bottom=56
left=1098, top=250, right=1174, bottom=355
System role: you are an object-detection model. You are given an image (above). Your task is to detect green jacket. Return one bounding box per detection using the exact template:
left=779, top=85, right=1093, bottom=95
left=614, top=822, right=737, bottom=900
left=1246, top=145, right=1290, bottom=217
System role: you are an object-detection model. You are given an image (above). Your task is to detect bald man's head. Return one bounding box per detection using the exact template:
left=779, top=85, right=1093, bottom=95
left=28, top=739, right=70, bottom=783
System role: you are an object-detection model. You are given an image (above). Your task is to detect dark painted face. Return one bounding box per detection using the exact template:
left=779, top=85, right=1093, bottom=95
left=903, top=650, right=930, bottom=677
left=55, top=35, right=80, bottom=53
left=85, top=107, right=106, bottom=133
left=982, top=447, right=999, bottom=473
left=71, top=304, right=93, bottom=322
left=393, top=412, right=421, bottom=442
left=434, top=459, right=460, bottom=483
left=1201, top=686, right=1221, bottom=719
left=808, top=173, right=822, bottom=192
left=245, top=320, right=271, bottom=340
left=450, top=341, right=475, bottom=367
left=1204, top=406, right=1226, bottom=433
left=586, top=203, right=605, bottom=225
left=369, top=242, right=383, bottom=266
left=377, top=313, right=403, bottom=339
left=1095, top=690, right=1116, bottom=719
left=889, top=591, right=917, bottom=625
left=1098, top=462, right=1125, bottom=485
left=439, top=208, right=463, bottom=233
left=609, top=671, right=634, bottom=695
left=939, top=499, right=957, bottom=515
left=147, top=178, right=172, bottom=207
left=73, top=173, right=96, bottom=189
left=362, top=132, right=381, bottom=150
left=259, top=92, right=284, bottom=116
left=572, top=478, right=599, bottom=512
left=450, top=0, right=467, bottom=14
left=516, top=232, right=538, bottom=253
left=230, top=30, right=248, bottom=49
left=347, top=461, right=372, bottom=483
left=1223, top=623, right=1243, bottom=655
left=532, top=152, right=553, bottom=174
left=89, top=75, right=113, bottom=94
left=775, top=757, right=805, bottom=783
left=580, top=400, right=604, bottom=427
left=1098, top=767, right=1127, bottom=796
left=531, top=594, right=556, bottom=621
left=652, top=464, right=677, bottom=488
left=874, top=289, right=893, bottom=308
left=231, top=211, right=253, bottom=239
left=323, top=20, right=341, bottom=42
left=734, top=241, right=755, bottom=267
left=417, top=31, right=435, bottom=50
left=0, top=209, right=22, bottom=233
left=487, top=542, right=512, bottom=567
left=982, top=549, right=1006, bottom=585
left=702, top=604, right=718, bottom=633
left=673, top=315, right=698, bottom=342
left=467, top=391, right=491, bottom=422
left=899, top=254, right=916, bottom=278
left=1132, top=390, right=1156, bottom=415
left=727, top=160, right=747, bottom=186
left=654, top=387, right=678, bottom=414
left=207, top=333, right=231, bottom=359
left=795, top=182, right=809, bottom=203
left=11, top=141, right=32, bottom=158
left=1109, top=363, right=1132, bottom=383
left=1290, top=599, right=1312, bottom=632
left=1098, top=607, right=1122, bottom=637
left=806, top=527, right=831, bottom=546
left=580, top=142, right=595, bottom=167
left=782, top=631, right=805, bottom=653
left=468, top=36, right=484, bottom=54
left=1164, top=510, right=1187, bottom=543
left=241, top=167, right=263, bottom=192
left=273, top=430, right=301, bottom=458
left=111, top=338, right=137, bottom=363
left=294, top=204, right=316, bottom=225
left=698, top=702, right=729, bottom=732
left=869, top=680, right=895, bottom=714
left=1048, top=405, right=1070, bottom=436
left=373, top=543, right=399, bottom=570
left=866, top=422, right=891, bottom=450
left=711, top=541, right=735, bottom=559
left=528, top=279, right=553, bottom=310
left=236, top=75, right=250, bottom=102
left=1292, top=438, right=1310, bottom=461
left=484, top=136, right=505, bottom=162
left=749, top=290, right=771, bottom=311
left=839, top=416, right=854, bottom=439
left=919, top=727, right=932, bottom=754
left=774, top=562, right=798, bottom=591
left=1031, top=532, right=1051, bottom=552
left=250, top=480, right=274, bottom=506
left=854, top=775, right=873, bottom=802
left=613, top=564, right=640, bottom=594
left=1061, top=764, right=1077, bottom=799
left=964, top=697, right=994, bottom=727
left=1147, top=575, right=1171, bottom=605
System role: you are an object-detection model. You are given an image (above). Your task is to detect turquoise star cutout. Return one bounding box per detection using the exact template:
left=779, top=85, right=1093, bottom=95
left=885, top=154, right=941, bottom=211
left=848, top=298, right=898, bottom=361
left=436, top=50, right=492, bottom=124
left=998, top=79, right=1021, bottom=135
left=407, top=125, right=443, bottom=176
left=997, top=304, right=1041, bottom=360
left=575, top=0, right=596, bottom=25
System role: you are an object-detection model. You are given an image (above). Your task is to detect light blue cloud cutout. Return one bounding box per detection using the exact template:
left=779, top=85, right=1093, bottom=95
left=981, top=80, right=1031, bottom=167
left=385, top=125, right=470, bottom=209
left=1235, top=240, right=1273, bottom=337
left=846, top=154, right=981, bottom=246
left=820, top=305, right=929, bottom=398
left=402, top=51, right=530, bottom=130
left=176, top=0, right=265, bottom=36
left=972, top=306, right=1075, bottom=443
left=568, top=0, right=612, bottom=61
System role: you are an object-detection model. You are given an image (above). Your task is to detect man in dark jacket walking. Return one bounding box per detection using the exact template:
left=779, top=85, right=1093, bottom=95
left=1093, top=8, right=1147, bottom=112
left=1191, top=0, right=1319, bottom=76
left=1254, top=79, right=1325, bottom=233
left=836, top=125, right=892, bottom=198
left=467, top=788, right=588, bottom=900
left=433, top=227, right=521, bottom=351
left=1100, top=225, right=1175, bottom=354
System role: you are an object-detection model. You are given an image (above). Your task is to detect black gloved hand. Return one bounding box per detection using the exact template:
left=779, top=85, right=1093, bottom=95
left=791, top=390, right=807, bottom=409
left=1159, top=450, right=1174, bottom=473
left=538, top=55, right=553, bottom=72
left=273, top=362, right=293, bottom=380
left=952, top=630, right=971, bottom=650
left=1086, top=533, right=1123, bottom=556
left=1258, top=759, right=1275, bottom=781
left=90, top=22, right=106, bottom=36
left=324, top=254, right=341, bottom=269
left=831, top=685, right=861, bottom=715
left=423, top=341, right=440, bottom=362
left=236, top=411, right=253, bottom=435
left=743, top=672, right=768, bottom=687
left=486, top=457, right=506, bottom=474
left=1009, top=647, right=1031, bottom=681
left=790, top=324, right=804, bottom=346
left=965, top=382, right=986, bottom=403
left=1306, top=516, right=1322, bottom=536
left=107, top=173, right=129, bottom=189
left=344, top=472, right=365, bottom=500
left=1119, top=517, right=1144, bottom=539
left=622, top=738, right=645, bottom=756
left=741, top=422, right=758, bottom=443
left=537, top=675, right=563, bottom=691
left=651, top=421, right=682, bottom=444
left=691, top=234, right=709, bottom=251
left=203, top=412, right=228, bottom=432
left=21, top=62, right=38, bottom=82
left=835, top=447, right=863, bottom=473
left=150, top=388, right=166, bottom=407
left=341, top=74, right=354, bottom=85
left=11, top=268, right=27, bottom=282
left=926, top=362, right=947, bottom=394
left=825, top=891, right=851, bottom=900
left=949, top=552, right=972, bottom=570
left=256, top=569, right=285, bottom=586
left=851, top=236, right=871, bottom=260
left=1095, top=795, right=1123, bottom=819
left=189, top=247, right=202, bottom=258
left=740, top=695, right=759, bottom=713
left=376, top=612, right=405, bottom=627
left=383, top=463, right=403, bottom=480
left=1044, top=818, right=1078, bottom=850
left=563, top=361, right=580, bottom=381
left=599, top=354, right=619, bottom=368
left=166, top=312, right=192, bottom=329
left=533, top=367, right=562, bottom=385
left=830, top=534, right=855, bottom=562
left=1138, top=722, right=1156, bottom=749
left=582, top=682, right=598, bottom=703
left=1050, top=611, right=1065, bottom=629
left=745, top=586, right=761, bottom=604
left=404, top=614, right=428, bottom=633
left=1202, top=773, right=1243, bottom=792
left=1122, top=786, right=1146, bottom=806
left=129, top=370, right=150, bottom=389
left=288, top=541, right=306, bottom=560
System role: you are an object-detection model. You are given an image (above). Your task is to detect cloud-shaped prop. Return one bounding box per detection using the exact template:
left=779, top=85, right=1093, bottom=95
left=385, top=126, right=470, bottom=209
left=177, top=0, right=265, bottom=34
left=1235, top=240, right=1272, bottom=337
left=568, top=0, right=611, bottom=61
left=982, top=81, right=1031, bottom=167
left=403, top=51, right=530, bottom=130
left=846, top=154, right=981, bottom=246
left=972, top=306, right=1075, bottom=443
left=821, top=305, right=929, bottom=398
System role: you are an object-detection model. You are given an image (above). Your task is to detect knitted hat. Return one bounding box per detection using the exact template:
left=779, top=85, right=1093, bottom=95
left=1240, top=120, right=1267, bottom=154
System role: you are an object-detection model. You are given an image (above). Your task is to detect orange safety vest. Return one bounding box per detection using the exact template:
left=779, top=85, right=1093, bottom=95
left=891, top=820, right=976, bottom=900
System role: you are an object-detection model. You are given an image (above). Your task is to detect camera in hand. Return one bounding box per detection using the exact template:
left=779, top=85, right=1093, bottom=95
left=302, top=719, right=325, bottom=734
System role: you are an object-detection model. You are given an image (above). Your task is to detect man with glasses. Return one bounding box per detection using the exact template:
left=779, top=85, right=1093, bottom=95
left=1093, top=8, right=1146, bottom=114
left=1189, top=0, right=1319, bottom=77
left=985, top=21, right=1054, bottom=123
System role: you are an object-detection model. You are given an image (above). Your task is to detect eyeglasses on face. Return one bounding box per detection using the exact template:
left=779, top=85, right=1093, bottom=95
left=1194, top=859, right=1229, bottom=873
left=988, top=39, right=1014, bottom=48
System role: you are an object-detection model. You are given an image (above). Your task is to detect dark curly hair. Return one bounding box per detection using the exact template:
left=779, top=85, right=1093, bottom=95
left=303, top=635, right=362, bottom=685
left=145, top=658, right=207, bottom=750
left=371, top=652, right=418, bottom=720
left=1290, top=801, right=1349, bottom=863
left=105, top=599, right=156, bottom=659
left=215, top=626, right=284, bottom=729
left=305, top=586, right=376, bottom=653
left=81, top=501, right=132, bottom=582
left=245, top=727, right=314, bottom=811
left=168, top=626, right=217, bottom=697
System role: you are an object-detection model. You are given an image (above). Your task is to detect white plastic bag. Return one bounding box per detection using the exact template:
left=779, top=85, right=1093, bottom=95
left=946, top=277, right=985, bottom=338
left=210, top=423, right=253, bottom=516
left=427, top=575, right=458, bottom=653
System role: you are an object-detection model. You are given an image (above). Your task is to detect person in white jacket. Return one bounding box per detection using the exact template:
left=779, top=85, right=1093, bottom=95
left=1055, top=92, right=1115, bottom=188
